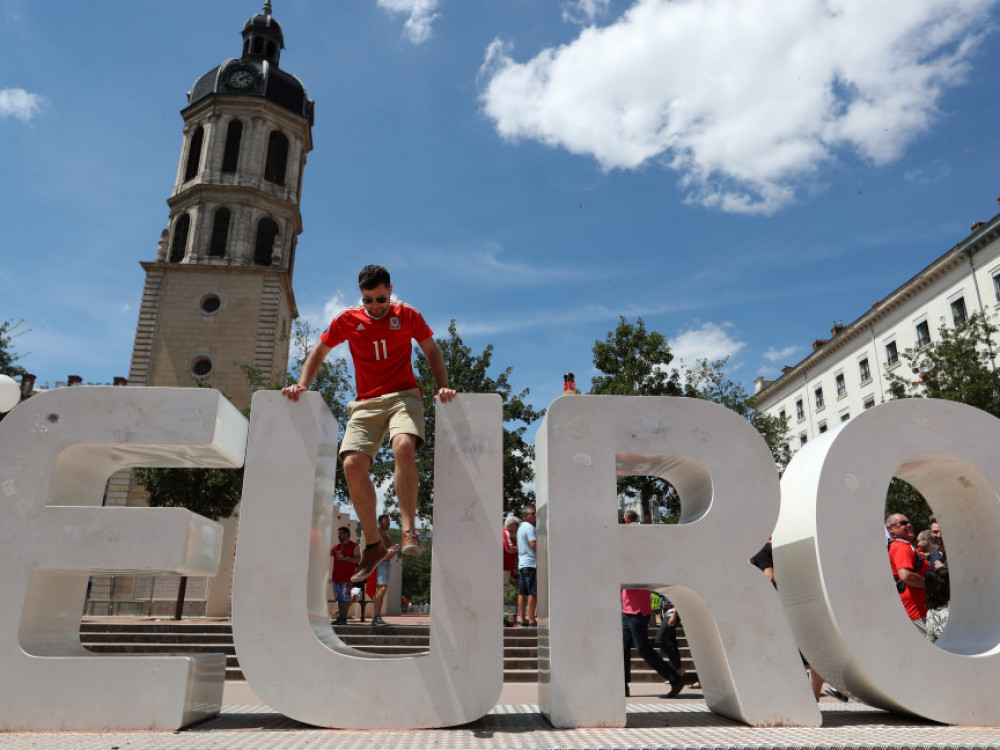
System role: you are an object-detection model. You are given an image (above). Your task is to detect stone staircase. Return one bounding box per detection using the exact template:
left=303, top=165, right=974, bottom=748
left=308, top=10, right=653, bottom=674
left=80, top=619, right=697, bottom=683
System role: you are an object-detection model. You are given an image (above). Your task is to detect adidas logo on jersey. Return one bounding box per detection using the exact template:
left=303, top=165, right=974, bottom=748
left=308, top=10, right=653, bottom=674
left=356, top=324, right=366, bottom=330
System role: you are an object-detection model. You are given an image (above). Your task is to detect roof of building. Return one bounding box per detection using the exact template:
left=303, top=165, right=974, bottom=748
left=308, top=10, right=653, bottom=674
left=187, top=3, right=314, bottom=124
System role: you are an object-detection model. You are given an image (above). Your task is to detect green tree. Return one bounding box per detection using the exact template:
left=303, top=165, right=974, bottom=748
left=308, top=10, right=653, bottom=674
left=591, top=316, right=681, bottom=397
left=376, top=321, right=544, bottom=522
left=401, top=536, right=432, bottom=605
left=590, top=316, right=682, bottom=523
left=0, top=319, right=29, bottom=422
left=883, top=312, right=1000, bottom=527
left=682, top=357, right=792, bottom=473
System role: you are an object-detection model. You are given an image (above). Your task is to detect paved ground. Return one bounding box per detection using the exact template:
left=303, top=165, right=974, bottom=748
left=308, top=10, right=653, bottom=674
left=3, top=615, right=992, bottom=749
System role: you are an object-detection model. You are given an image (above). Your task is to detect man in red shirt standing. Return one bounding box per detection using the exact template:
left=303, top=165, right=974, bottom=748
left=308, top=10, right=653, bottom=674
left=887, top=513, right=931, bottom=633
left=331, top=526, right=361, bottom=625
left=283, top=265, right=456, bottom=583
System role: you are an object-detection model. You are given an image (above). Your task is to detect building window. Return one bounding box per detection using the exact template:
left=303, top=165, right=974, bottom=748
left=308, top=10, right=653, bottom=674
left=209, top=208, right=231, bottom=258
left=885, top=339, right=899, bottom=366
left=993, top=269, right=1000, bottom=302
left=191, top=356, right=213, bottom=377
left=796, top=399, right=804, bottom=420
left=835, top=372, right=846, bottom=397
left=840, top=411, right=850, bottom=423
left=169, top=214, right=190, bottom=263
left=915, top=319, right=931, bottom=347
left=864, top=395, right=876, bottom=410
left=858, top=357, right=871, bottom=383
left=255, top=217, right=280, bottom=266
left=950, top=296, right=968, bottom=325
left=184, top=126, right=204, bottom=182
left=815, top=386, right=825, bottom=409
left=264, top=130, right=289, bottom=186
left=200, top=294, right=221, bottom=314
left=221, top=119, right=243, bottom=173
left=818, top=421, right=827, bottom=434
left=799, top=433, right=808, bottom=447
left=779, top=409, right=786, bottom=422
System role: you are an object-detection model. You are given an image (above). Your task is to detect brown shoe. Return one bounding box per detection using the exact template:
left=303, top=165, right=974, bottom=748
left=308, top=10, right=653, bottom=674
left=401, top=529, right=422, bottom=556
left=351, top=540, right=387, bottom=583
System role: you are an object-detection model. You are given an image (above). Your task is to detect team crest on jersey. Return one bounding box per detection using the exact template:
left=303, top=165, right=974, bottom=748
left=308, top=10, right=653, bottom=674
left=390, top=317, right=400, bottom=330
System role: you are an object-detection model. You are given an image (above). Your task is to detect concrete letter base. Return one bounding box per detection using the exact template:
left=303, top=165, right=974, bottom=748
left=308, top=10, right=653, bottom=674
left=537, top=396, right=820, bottom=729
left=0, top=387, right=244, bottom=730
left=775, top=398, right=1000, bottom=725
left=233, top=392, right=502, bottom=729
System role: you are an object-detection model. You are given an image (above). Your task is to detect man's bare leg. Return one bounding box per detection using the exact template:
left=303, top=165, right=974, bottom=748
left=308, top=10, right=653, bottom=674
left=338, top=600, right=351, bottom=620
left=518, top=594, right=527, bottom=624
left=344, top=451, right=385, bottom=581
left=373, top=585, right=387, bottom=617
left=528, top=594, right=537, bottom=625
left=391, top=434, right=422, bottom=553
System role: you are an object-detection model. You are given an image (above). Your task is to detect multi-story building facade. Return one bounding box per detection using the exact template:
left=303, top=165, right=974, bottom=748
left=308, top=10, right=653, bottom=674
left=754, top=207, right=1000, bottom=453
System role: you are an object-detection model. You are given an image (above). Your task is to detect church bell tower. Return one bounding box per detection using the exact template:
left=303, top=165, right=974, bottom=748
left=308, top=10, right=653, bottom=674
left=128, top=1, right=314, bottom=410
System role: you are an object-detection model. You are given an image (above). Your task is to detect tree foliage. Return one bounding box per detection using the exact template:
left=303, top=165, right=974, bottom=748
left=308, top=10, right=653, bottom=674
left=590, top=317, right=682, bottom=523
left=0, top=319, right=29, bottom=422
left=134, top=466, right=244, bottom=521
left=0, top=319, right=28, bottom=378
left=591, top=316, right=681, bottom=397
left=883, top=312, right=1000, bottom=526
left=885, top=313, right=1000, bottom=416
left=376, top=321, right=544, bottom=522
left=682, top=357, right=791, bottom=473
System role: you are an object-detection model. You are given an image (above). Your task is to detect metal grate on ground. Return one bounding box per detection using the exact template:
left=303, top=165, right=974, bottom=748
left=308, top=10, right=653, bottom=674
left=2, top=701, right=999, bottom=750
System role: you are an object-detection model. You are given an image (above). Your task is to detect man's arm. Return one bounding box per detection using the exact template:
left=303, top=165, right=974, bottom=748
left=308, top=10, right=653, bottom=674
left=897, top=567, right=925, bottom=588
left=281, top=341, right=332, bottom=401
left=347, top=544, right=361, bottom=565
left=418, top=336, right=456, bottom=403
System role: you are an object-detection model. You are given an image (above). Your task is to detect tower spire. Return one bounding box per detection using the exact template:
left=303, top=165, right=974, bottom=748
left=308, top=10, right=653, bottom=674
left=263, top=1, right=272, bottom=16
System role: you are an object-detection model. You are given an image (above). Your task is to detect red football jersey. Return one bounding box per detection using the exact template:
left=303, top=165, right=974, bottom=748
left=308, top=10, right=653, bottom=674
left=320, top=302, right=433, bottom=400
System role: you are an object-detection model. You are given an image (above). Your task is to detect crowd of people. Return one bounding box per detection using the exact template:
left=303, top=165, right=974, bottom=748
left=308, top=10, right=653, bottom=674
left=886, top=512, right=949, bottom=641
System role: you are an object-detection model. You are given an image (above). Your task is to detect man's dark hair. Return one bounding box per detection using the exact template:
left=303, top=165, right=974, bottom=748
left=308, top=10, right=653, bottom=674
left=925, top=567, right=950, bottom=610
left=359, top=265, right=390, bottom=290
left=378, top=513, right=390, bottom=523
left=338, top=526, right=350, bottom=535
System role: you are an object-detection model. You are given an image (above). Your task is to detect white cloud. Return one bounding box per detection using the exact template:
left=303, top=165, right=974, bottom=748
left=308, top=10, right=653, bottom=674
left=0, top=88, right=44, bottom=121
left=377, top=0, right=440, bottom=45
left=669, top=322, right=745, bottom=364
left=563, top=0, right=612, bottom=24
left=763, top=345, right=798, bottom=363
left=480, top=0, right=996, bottom=214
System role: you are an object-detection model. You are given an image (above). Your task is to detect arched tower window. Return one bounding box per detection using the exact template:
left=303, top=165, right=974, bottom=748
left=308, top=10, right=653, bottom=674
left=264, top=130, right=289, bottom=186
left=255, top=218, right=280, bottom=266
left=221, top=120, right=243, bottom=173
left=184, top=126, right=204, bottom=182
left=210, top=208, right=231, bottom=258
left=170, top=214, right=191, bottom=263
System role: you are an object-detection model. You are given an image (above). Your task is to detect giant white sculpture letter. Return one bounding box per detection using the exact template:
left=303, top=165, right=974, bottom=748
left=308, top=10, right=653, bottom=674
left=775, top=398, right=1000, bottom=725
left=537, top=396, right=820, bottom=728
left=232, top=392, right=502, bottom=728
left=0, top=387, right=245, bottom=731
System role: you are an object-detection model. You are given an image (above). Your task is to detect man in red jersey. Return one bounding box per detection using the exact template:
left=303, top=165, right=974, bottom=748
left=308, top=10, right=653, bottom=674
left=886, top=513, right=931, bottom=633
left=282, top=265, right=456, bottom=582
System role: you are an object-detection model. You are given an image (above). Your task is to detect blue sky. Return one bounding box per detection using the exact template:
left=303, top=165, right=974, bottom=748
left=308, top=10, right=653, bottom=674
left=5, top=0, right=1000, bottom=425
